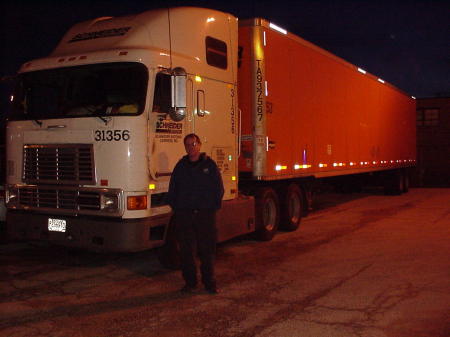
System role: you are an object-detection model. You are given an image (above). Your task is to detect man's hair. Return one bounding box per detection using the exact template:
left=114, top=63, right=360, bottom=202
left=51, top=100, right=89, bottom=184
left=184, top=133, right=201, bottom=145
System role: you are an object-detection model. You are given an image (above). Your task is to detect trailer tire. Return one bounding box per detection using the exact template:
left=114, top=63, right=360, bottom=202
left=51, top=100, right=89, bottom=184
left=279, top=183, right=303, bottom=231
left=255, top=187, right=280, bottom=241
left=402, top=170, right=410, bottom=193
left=384, top=169, right=404, bottom=195
left=156, top=218, right=180, bottom=270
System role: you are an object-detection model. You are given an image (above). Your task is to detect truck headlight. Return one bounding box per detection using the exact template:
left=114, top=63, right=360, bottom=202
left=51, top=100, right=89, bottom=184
left=6, top=187, right=18, bottom=206
left=101, top=194, right=119, bottom=212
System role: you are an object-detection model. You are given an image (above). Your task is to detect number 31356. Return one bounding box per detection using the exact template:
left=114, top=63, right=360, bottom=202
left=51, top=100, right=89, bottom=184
left=94, top=130, right=131, bottom=141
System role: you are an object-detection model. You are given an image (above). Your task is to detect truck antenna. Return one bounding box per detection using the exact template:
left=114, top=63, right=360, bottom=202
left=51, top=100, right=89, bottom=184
left=167, top=8, right=173, bottom=69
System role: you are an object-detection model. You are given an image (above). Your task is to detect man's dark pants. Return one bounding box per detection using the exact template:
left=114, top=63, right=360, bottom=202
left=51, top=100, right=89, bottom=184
left=173, top=209, right=217, bottom=289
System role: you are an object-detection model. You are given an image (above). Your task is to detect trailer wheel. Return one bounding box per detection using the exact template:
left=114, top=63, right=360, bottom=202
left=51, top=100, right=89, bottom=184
left=156, top=218, right=180, bottom=270
left=280, top=183, right=303, bottom=231
left=255, top=187, right=280, bottom=241
left=402, top=170, right=410, bottom=193
left=384, top=169, right=404, bottom=195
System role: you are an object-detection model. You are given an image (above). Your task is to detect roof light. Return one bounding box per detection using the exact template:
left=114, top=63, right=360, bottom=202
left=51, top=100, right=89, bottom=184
left=411, top=96, right=416, bottom=100
left=269, top=22, right=287, bottom=35
left=357, top=67, right=367, bottom=74
left=207, top=17, right=215, bottom=23
left=377, top=78, right=385, bottom=83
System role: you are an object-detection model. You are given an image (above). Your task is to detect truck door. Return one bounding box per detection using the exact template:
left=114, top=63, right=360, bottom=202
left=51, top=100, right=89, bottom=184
left=191, top=74, right=238, bottom=201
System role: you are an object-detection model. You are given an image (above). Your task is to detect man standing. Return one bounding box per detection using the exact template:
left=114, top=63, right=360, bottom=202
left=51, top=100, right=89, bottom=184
left=167, top=133, right=224, bottom=294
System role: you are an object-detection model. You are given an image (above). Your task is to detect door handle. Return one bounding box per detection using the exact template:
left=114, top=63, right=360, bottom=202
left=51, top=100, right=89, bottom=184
left=196, top=90, right=205, bottom=117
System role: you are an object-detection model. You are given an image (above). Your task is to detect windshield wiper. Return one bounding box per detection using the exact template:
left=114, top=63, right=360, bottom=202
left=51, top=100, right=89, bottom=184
left=97, top=116, right=111, bottom=125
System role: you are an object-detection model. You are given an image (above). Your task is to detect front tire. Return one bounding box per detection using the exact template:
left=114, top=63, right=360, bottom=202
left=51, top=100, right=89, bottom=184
left=255, top=187, right=280, bottom=241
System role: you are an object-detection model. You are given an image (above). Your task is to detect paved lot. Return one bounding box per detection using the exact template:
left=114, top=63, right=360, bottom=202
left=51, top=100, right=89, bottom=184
left=1, top=188, right=449, bottom=337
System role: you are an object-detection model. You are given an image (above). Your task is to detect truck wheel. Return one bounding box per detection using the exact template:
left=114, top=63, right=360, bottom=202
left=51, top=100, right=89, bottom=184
left=280, top=183, right=303, bottom=231
left=156, top=219, right=180, bottom=270
left=255, top=187, right=280, bottom=241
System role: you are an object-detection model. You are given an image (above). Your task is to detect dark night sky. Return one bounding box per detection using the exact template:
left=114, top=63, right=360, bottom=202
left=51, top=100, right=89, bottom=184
left=1, top=0, right=449, bottom=109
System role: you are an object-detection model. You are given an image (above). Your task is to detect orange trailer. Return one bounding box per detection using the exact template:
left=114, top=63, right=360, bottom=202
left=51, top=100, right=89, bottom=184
left=238, top=19, right=416, bottom=181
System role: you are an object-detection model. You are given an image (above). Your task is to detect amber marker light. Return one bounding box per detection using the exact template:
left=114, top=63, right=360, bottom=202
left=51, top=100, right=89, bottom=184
left=195, top=76, right=202, bottom=82
left=149, top=184, right=156, bottom=190
left=127, top=196, right=147, bottom=210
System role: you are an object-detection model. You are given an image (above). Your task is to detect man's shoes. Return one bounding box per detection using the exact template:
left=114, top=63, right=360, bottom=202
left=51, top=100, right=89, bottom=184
left=180, top=284, right=197, bottom=293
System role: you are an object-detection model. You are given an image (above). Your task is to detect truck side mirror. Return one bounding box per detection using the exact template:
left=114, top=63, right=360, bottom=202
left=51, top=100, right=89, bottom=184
left=169, top=67, right=187, bottom=121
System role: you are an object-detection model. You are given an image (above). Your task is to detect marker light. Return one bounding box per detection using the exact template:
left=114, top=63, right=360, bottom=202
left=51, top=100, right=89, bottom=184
left=195, top=76, right=202, bottom=82
left=265, top=81, right=269, bottom=96
left=269, top=22, right=287, bottom=35
left=411, top=96, right=416, bottom=100
left=127, top=196, right=148, bottom=210
left=149, top=184, right=156, bottom=190
left=232, top=176, right=237, bottom=181
left=294, top=164, right=310, bottom=170
left=358, top=67, right=367, bottom=74
left=319, top=163, right=328, bottom=168
left=275, top=165, right=287, bottom=171
left=377, top=78, right=385, bottom=83
left=207, top=17, right=216, bottom=23
left=263, top=31, right=267, bottom=46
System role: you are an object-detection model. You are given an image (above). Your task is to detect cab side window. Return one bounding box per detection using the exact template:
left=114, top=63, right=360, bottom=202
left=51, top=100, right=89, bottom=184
left=206, top=36, right=227, bottom=69
left=153, top=72, right=171, bottom=113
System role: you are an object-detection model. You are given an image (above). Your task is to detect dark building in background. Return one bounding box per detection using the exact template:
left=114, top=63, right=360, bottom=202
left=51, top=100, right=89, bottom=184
left=414, top=97, right=450, bottom=187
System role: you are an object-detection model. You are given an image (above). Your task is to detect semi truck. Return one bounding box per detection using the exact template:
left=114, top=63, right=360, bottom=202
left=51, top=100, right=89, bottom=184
left=5, top=7, right=416, bottom=254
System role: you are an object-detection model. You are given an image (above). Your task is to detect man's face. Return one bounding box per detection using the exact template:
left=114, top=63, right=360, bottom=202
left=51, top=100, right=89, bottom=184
left=184, top=137, right=201, bottom=158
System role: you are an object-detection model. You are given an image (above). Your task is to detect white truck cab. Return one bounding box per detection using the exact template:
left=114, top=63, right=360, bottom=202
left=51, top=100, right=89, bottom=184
left=6, top=7, right=243, bottom=251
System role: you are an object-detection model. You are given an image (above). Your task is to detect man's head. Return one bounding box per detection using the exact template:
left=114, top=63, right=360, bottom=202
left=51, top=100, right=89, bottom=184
left=184, top=133, right=202, bottom=161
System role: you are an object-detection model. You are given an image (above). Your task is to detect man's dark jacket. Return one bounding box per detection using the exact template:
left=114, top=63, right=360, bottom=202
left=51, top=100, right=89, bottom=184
left=167, top=153, right=224, bottom=210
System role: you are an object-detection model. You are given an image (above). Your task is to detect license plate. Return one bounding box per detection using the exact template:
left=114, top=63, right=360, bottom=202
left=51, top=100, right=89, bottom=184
left=48, top=218, right=67, bottom=232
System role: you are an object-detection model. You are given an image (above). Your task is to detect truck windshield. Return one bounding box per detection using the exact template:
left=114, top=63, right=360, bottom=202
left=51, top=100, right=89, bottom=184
left=10, top=62, right=148, bottom=120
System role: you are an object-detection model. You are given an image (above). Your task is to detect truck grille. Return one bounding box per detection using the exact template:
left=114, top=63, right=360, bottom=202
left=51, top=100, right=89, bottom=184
left=18, top=187, right=101, bottom=211
left=23, top=144, right=95, bottom=185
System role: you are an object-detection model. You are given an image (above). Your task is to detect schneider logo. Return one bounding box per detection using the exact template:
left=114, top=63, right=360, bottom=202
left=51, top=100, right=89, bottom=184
left=69, top=27, right=132, bottom=43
